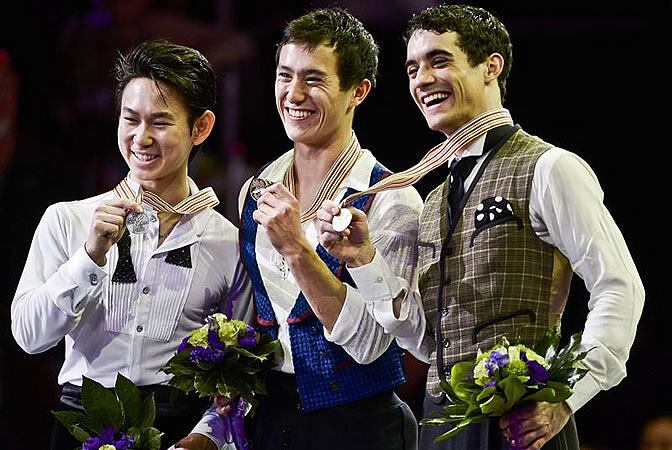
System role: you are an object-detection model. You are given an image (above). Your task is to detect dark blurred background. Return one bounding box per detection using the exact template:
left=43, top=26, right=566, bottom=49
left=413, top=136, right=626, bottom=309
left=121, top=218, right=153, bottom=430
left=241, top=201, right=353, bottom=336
left=0, top=1, right=665, bottom=449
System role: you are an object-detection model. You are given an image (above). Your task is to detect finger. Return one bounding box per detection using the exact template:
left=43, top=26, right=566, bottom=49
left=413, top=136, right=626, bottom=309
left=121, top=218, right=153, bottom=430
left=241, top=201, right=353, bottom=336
left=508, top=416, right=546, bottom=440
left=93, top=221, right=121, bottom=237
left=102, top=198, right=143, bottom=213
left=315, top=207, right=335, bottom=223
left=319, top=230, right=343, bottom=247
left=96, top=212, right=126, bottom=227
left=514, top=425, right=550, bottom=449
left=257, top=191, right=288, bottom=210
left=525, top=435, right=548, bottom=450
left=252, top=210, right=268, bottom=226
left=96, top=204, right=133, bottom=219
left=265, top=182, right=293, bottom=200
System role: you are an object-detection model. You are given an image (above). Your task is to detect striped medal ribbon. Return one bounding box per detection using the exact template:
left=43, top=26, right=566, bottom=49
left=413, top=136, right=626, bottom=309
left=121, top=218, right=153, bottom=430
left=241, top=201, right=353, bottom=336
left=331, top=108, right=514, bottom=232
left=284, top=131, right=362, bottom=224
left=114, top=178, right=220, bottom=234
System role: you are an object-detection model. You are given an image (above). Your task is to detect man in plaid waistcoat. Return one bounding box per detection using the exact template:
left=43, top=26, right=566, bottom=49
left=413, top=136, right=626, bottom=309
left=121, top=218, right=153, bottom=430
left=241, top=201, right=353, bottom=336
left=319, top=4, right=644, bottom=450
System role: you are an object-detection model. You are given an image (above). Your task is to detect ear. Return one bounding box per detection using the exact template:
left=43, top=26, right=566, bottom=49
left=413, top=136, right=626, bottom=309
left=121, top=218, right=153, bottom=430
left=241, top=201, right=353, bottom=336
left=484, top=53, right=504, bottom=84
left=191, top=110, right=216, bottom=146
left=349, top=78, right=372, bottom=109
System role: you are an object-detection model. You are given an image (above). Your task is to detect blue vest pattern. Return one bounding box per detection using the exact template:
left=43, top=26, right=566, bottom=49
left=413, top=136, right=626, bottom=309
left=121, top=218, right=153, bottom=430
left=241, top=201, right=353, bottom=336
left=240, top=162, right=406, bottom=412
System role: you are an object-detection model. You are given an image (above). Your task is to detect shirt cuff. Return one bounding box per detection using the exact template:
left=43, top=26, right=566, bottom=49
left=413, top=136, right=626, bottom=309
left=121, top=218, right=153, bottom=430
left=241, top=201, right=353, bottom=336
left=347, top=250, right=410, bottom=330
left=52, top=246, right=108, bottom=315
left=564, top=371, right=602, bottom=412
left=191, top=408, right=237, bottom=450
left=323, top=284, right=367, bottom=344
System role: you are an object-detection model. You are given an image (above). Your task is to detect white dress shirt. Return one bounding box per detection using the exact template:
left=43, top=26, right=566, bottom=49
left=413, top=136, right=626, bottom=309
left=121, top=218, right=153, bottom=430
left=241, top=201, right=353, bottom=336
left=238, top=149, right=428, bottom=372
left=360, top=131, right=645, bottom=413
left=11, top=177, right=252, bottom=447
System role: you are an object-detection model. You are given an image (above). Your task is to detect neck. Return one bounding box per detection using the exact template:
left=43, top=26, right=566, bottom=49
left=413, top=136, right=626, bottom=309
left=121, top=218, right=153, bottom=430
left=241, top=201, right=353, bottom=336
left=133, top=173, right=191, bottom=205
left=294, top=128, right=352, bottom=198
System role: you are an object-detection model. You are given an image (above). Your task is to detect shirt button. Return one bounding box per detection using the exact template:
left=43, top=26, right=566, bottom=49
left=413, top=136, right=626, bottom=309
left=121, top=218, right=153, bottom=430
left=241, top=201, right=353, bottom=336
left=375, top=276, right=383, bottom=283
left=136, top=325, right=144, bottom=333
left=89, top=274, right=98, bottom=285
left=142, top=286, right=150, bottom=294
left=440, top=308, right=449, bottom=318
left=442, top=338, right=451, bottom=348
left=328, top=382, right=339, bottom=391
left=443, top=277, right=452, bottom=286
left=319, top=350, right=327, bottom=357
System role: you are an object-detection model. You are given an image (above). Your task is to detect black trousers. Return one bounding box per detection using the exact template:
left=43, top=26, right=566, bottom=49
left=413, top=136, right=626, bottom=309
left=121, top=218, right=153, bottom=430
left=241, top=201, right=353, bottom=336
left=50, top=383, right=210, bottom=450
left=252, top=371, right=418, bottom=450
left=419, top=395, right=579, bottom=450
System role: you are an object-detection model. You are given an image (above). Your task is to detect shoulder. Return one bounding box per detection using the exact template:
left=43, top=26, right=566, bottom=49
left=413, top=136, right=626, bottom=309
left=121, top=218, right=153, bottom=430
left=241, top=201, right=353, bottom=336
left=202, top=209, right=239, bottom=241
left=535, top=147, right=600, bottom=186
left=40, top=191, right=112, bottom=226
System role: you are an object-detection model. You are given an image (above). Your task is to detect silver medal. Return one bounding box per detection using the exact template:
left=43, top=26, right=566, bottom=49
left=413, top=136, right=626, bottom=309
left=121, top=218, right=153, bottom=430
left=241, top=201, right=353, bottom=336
left=126, top=210, right=150, bottom=234
left=250, top=178, right=273, bottom=201
left=332, top=208, right=352, bottom=233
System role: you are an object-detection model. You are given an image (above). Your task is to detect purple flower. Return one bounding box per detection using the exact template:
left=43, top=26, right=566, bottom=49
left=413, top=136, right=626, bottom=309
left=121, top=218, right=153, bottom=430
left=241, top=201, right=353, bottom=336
left=526, top=360, right=550, bottom=384
left=485, top=380, right=497, bottom=388
left=238, top=326, right=257, bottom=349
left=485, top=351, right=509, bottom=376
left=177, top=335, right=191, bottom=353
left=190, top=346, right=225, bottom=364
left=82, top=427, right=134, bottom=450
left=208, top=329, right=226, bottom=350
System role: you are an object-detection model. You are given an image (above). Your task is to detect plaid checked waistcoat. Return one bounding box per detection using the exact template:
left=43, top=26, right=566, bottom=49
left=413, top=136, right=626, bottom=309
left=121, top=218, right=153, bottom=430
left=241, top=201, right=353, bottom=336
left=417, top=128, right=573, bottom=397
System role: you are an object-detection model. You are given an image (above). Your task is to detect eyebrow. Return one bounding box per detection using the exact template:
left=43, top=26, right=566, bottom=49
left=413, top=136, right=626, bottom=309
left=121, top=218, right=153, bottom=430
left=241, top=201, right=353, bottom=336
left=277, top=65, right=328, bottom=78
left=405, top=49, right=454, bottom=67
left=121, top=108, right=176, bottom=120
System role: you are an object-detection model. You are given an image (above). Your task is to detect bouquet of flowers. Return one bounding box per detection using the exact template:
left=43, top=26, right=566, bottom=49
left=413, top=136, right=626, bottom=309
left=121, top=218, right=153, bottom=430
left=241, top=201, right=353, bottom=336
left=162, top=313, right=280, bottom=449
left=422, top=330, right=592, bottom=441
left=52, top=373, right=162, bottom=450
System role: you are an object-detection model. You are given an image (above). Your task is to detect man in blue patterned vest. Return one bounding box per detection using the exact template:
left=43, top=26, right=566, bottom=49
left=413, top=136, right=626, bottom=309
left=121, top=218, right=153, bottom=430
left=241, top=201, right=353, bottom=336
left=320, top=4, right=644, bottom=450
left=238, top=8, right=426, bottom=450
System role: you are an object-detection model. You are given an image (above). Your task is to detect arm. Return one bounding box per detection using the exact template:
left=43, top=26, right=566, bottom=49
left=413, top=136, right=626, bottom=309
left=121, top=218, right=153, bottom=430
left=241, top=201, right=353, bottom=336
left=501, top=148, right=645, bottom=449
left=317, top=187, right=429, bottom=362
left=11, top=198, right=138, bottom=353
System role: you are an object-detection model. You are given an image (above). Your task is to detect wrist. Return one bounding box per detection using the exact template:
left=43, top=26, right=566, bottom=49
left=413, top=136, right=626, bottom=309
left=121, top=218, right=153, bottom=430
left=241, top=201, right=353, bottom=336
left=84, top=242, right=107, bottom=267
left=346, top=243, right=376, bottom=268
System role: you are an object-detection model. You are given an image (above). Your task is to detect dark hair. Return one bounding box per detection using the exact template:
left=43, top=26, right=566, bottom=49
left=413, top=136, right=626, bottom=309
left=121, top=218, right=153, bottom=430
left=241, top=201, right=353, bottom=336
left=276, top=7, right=379, bottom=91
left=114, top=40, right=217, bottom=157
left=404, top=5, right=512, bottom=102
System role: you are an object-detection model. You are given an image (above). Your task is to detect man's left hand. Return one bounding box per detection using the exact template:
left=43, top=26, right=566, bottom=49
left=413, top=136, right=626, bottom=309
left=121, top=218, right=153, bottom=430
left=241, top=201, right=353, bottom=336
left=499, top=401, right=572, bottom=450
left=168, top=433, right=217, bottom=450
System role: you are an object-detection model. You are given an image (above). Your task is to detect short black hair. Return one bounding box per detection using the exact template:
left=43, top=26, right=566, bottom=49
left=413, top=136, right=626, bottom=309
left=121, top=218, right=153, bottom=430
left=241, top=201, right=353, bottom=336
left=276, top=7, right=379, bottom=91
left=114, top=40, right=217, bottom=158
left=404, top=5, right=512, bottom=102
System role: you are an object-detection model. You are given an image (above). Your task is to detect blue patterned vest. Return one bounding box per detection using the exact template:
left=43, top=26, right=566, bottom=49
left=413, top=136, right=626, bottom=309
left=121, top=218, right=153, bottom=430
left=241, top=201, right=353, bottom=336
left=240, top=161, right=406, bottom=412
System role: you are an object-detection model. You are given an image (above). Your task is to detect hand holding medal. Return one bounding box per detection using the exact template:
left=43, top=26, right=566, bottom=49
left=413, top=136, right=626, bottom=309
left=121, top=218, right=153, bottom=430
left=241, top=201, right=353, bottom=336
left=85, top=198, right=143, bottom=266
left=315, top=200, right=376, bottom=267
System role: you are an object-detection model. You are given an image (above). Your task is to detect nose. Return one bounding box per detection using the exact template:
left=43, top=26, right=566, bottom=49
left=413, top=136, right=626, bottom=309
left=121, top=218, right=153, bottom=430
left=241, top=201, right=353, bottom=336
left=132, top=122, right=152, bottom=147
left=286, top=79, right=306, bottom=104
left=415, top=63, right=436, bottom=86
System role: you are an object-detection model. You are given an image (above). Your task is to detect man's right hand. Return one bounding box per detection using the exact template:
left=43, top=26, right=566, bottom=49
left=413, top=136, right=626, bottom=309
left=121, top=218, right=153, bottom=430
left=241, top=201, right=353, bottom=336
left=85, top=198, right=141, bottom=266
left=316, top=199, right=376, bottom=268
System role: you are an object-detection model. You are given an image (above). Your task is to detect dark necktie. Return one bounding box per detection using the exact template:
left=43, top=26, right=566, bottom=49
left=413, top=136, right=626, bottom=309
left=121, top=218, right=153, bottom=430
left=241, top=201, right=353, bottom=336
left=446, top=155, right=479, bottom=226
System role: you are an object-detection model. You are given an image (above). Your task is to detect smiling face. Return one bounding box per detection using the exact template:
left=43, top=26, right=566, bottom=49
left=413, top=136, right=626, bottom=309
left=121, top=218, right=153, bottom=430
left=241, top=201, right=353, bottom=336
left=118, top=77, right=201, bottom=188
left=275, top=42, right=362, bottom=151
left=406, top=29, right=501, bottom=136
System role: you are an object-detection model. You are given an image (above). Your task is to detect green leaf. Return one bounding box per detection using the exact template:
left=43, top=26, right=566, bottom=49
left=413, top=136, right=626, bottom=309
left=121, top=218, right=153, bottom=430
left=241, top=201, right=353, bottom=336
left=115, top=373, right=142, bottom=428
left=479, top=392, right=506, bottom=416
left=137, top=393, right=156, bottom=429
left=71, top=425, right=91, bottom=443
left=534, top=329, right=560, bottom=361
left=450, top=361, right=477, bottom=403
left=501, top=377, right=526, bottom=411
left=51, top=410, right=86, bottom=434
left=143, top=427, right=164, bottom=450
left=194, top=370, right=220, bottom=396
left=81, top=375, right=123, bottom=431
left=476, top=386, right=496, bottom=402
left=524, top=387, right=557, bottom=403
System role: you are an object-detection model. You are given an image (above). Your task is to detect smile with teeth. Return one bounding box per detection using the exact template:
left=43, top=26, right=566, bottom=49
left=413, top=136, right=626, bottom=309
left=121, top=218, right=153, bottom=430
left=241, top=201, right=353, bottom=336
left=286, top=108, right=315, bottom=119
left=423, top=92, right=451, bottom=106
left=132, top=152, right=159, bottom=162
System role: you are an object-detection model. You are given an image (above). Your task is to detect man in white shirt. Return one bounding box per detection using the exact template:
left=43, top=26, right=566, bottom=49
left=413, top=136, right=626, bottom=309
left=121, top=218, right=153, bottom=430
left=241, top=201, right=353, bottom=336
left=11, top=40, right=251, bottom=450
left=238, top=8, right=426, bottom=450
left=318, top=4, right=644, bottom=450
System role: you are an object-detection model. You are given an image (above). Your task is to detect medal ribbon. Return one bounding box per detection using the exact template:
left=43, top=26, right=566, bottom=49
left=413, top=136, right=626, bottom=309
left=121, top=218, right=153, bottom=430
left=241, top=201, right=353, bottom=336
left=284, top=131, right=362, bottom=223
left=340, top=108, right=513, bottom=206
left=114, top=178, right=220, bottom=214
